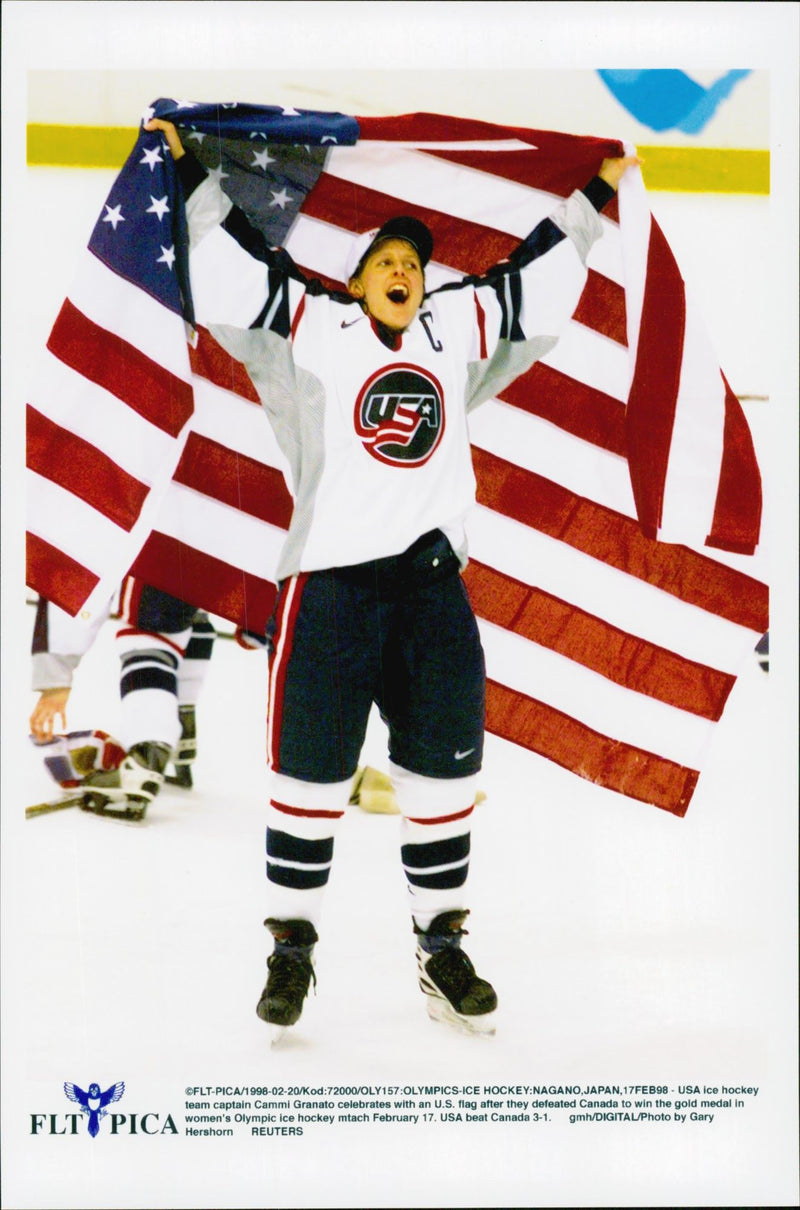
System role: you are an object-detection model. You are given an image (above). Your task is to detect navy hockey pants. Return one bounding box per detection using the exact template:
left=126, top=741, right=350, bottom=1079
left=266, top=530, right=486, bottom=783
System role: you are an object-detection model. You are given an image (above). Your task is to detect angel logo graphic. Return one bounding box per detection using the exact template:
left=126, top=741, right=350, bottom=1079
left=64, top=1080, right=125, bottom=1137
left=354, top=364, right=445, bottom=467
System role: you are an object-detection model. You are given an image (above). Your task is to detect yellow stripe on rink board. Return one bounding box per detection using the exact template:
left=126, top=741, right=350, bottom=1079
left=27, top=124, right=140, bottom=168
left=26, top=124, right=770, bottom=194
left=636, top=145, right=769, bottom=194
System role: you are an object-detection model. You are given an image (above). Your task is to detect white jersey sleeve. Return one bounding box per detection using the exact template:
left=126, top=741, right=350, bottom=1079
left=434, top=188, right=604, bottom=413
left=31, top=597, right=111, bottom=691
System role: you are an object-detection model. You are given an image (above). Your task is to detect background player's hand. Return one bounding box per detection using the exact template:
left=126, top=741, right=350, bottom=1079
left=143, top=117, right=185, bottom=160
left=30, top=687, right=71, bottom=743
left=598, top=154, right=642, bottom=191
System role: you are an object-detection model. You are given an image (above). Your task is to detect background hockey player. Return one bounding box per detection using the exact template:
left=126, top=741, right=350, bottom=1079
left=146, top=114, right=639, bottom=1036
left=30, top=578, right=218, bottom=819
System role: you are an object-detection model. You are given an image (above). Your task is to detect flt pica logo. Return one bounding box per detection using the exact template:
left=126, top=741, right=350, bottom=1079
left=64, top=1080, right=125, bottom=1137
left=30, top=1078, right=178, bottom=1137
left=354, top=364, right=445, bottom=466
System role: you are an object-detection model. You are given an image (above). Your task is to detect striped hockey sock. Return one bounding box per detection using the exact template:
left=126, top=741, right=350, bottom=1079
left=264, top=773, right=350, bottom=928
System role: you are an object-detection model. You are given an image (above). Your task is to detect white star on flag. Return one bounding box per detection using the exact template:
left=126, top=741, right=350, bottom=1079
left=146, top=195, right=170, bottom=221
left=102, top=204, right=125, bottom=230
left=249, top=131, right=268, bottom=140
left=174, top=100, right=198, bottom=110
left=269, top=188, right=292, bottom=210
left=140, top=146, right=163, bottom=172
left=281, top=106, right=301, bottom=117
left=252, top=148, right=275, bottom=170
left=156, top=244, right=176, bottom=270
left=207, top=164, right=230, bottom=186
left=187, top=130, right=207, bottom=144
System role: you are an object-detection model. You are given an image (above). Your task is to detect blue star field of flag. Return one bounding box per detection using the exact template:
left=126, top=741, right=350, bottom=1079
left=88, top=125, right=190, bottom=320
left=87, top=99, right=360, bottom=324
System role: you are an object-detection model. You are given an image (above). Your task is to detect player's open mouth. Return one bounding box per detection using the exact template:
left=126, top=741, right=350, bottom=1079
left=387, top=285, right=409, bottom=304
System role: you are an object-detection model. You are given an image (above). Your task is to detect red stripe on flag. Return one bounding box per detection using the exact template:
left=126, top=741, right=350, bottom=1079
left=27, top=405, right=149, bottom=533
left=624, top=219, right=686, bottom=539
left=290, top=294, right=306, bottom=340
left=471, top=445, right=768, bottom=633
left=574, top=271, right=627, bottom=346
left=130, top=531, right=277, bottom=632
left=484, top=679, right=698, bottom=816
left=705, top=375, right=763, bottom=555
left=500, top=361, right=627, bottom=455
left=172, top=432, right=294, bottom=528
left=26, top=532, right=100, bottom=616
left=463, top=561, right=735, bottom=720
left=188, top=327, right=260, bottom=402
left=474, top=294, right=487, bottom=359
left=355, top=116, right=622, bottom=195
left=421, top=140, right=624, bottom=198
left=425, top=145, right=624, bottom=205
left=47, top=298, right=194, bottom=437
left=304, top=171, right=518, bottom=277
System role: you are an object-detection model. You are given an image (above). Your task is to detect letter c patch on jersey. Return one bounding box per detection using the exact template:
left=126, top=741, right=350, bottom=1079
left=354, top=364, right=445, bottom=467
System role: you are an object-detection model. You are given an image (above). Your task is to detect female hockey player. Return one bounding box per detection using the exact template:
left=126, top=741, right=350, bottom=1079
left=146, top=115, right=638, bottom=1036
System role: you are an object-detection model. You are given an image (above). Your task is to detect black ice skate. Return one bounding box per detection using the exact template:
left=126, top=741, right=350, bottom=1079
left=166, top=704, right=197, bottom=788
left=80, top=741, right=171, bottom=822
left=415, top=910, right=498, bottom=1035
left=256, top=918, right=318, bottom=1042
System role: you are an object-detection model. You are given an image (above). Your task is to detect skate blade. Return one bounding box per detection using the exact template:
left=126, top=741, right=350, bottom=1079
left=80, top=791, right=148, bottom=823
left=268, top=1024, right=290, bottom=1047
left=425, top=995, right=497, bottom=1037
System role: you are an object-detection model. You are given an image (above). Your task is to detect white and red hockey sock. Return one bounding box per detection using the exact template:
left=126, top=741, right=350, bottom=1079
left=390, top=762, right=479, bottom=934
left=115, top=628, right=192, bottom=753
left=265, top=772, right=351, bottom=930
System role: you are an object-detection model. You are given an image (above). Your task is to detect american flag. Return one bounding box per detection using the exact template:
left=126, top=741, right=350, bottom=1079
left=26, top=99, right=767, bottom=817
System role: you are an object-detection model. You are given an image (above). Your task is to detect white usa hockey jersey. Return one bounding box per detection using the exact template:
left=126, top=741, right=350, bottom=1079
left=180, top=154, right=608, bottom=579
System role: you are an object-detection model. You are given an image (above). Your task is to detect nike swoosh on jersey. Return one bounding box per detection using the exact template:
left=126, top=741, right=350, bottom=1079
left=341, top=316, right=363, bottom=329
left=454, top=748, right=476, bottom=760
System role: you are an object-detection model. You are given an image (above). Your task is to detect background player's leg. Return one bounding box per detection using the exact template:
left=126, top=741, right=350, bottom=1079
left=85, top=579, right=197, bottom=819
left=170, top=610, right=217, bottom=787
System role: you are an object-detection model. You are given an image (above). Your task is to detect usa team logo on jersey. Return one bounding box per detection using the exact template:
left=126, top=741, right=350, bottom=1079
left=354, top=364, right=445, bottom=466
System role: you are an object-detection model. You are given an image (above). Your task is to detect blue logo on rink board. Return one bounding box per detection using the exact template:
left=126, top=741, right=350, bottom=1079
left=597, top=70, right=751, bottom=134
